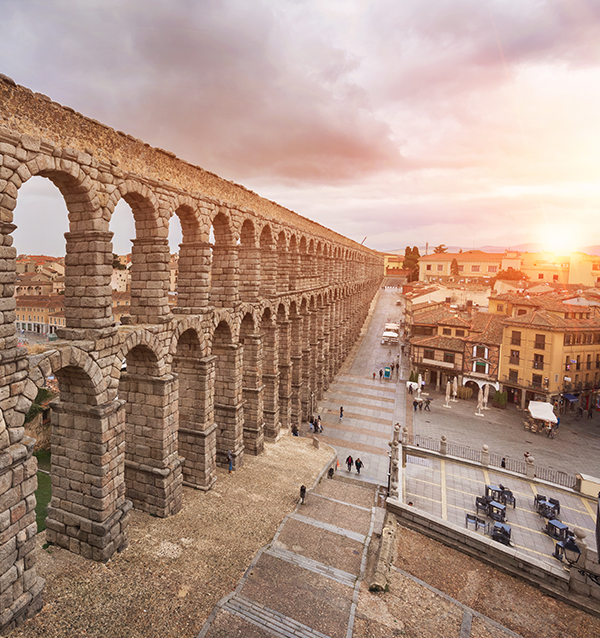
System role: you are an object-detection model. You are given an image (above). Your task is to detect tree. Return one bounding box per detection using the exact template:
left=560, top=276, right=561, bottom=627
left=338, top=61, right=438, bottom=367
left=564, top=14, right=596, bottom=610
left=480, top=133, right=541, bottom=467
left=450, top=258, right=459, bottom=276
left=494, top=267, right=529, bottom=281
left=433, top=244, right=448, bottom=254
left=112, top=254, right=126, bottom=270
left=403, top=246, right=421, bottom=282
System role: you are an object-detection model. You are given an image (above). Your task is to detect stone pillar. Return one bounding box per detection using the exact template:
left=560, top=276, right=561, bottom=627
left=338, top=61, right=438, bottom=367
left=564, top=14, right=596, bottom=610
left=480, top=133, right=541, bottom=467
left=129, top=237, right=171, bottom=324
left=214, top=344, right=245, bottom=469
left=276, top=249, right=290, bottom=294
left=260, top=246, right=277, bottom=298
left=121, top=373, right=183, bottom=517
left=176, top=355, right=217, bottom=490
left=61, top=230, right=114, bottom=336
left=241, top=334, right=265, bottom=455
left=288, top=250, right=300, bottom=292
left=440, top=435, right=447, bottom=455
left=46, top=398, right=131, bottom=562
left=289, top=315, right=304, bottom=428
left=526, top=455, right=535, bottom=478
left=210, top=245, right=239, bottom=307
left=238, top=246, right=261, bottom=303
left=278, top=320, right=292, bottom=430
left=175, top=240, right=211, bottom=312
left=0, top=434, right=45, bottom=633
left=262, top=321, right=281, bottom=439
left=481, top=444, right=490, bottom=466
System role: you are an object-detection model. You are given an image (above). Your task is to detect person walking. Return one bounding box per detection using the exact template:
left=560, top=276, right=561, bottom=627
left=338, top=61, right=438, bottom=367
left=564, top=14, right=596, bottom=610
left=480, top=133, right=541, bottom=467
left=501, top=457, right=506, bottom=468
left=339, top=406, right=344, bottom=419
left=408, top=384, right=413, bottom=395
left=346, top=455, right=353, bottom=472
left=413, top=399, right=418, bottom=412
left=355, top=458, right=364, bottom=475
left=300, top=485, right=306, bottom=504
left=379, top=369, right=383, bottom=380
left=424, top=398, right=431, bottom=411
left=418, top=400, right=423, bottom=411
left=588, top=408, right=594, bottom=419
left=227, top=450, right=233, bottom=473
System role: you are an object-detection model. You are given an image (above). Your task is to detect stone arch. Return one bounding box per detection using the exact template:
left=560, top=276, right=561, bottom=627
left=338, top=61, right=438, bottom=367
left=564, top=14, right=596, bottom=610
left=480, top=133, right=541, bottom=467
left=239, top=311, right=264, bottom=455
left=116, top=329, right=167, bottom=379
left=276, top=230, right=289, bottom=294
left=110, top=181, right=171, bottom=324
left=259, top=224, right=276, bottom=298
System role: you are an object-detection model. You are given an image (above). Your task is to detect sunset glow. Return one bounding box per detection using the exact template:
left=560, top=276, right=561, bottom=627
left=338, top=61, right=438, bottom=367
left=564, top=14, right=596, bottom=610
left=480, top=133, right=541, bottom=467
left=3, top=0, right=600, bottom=253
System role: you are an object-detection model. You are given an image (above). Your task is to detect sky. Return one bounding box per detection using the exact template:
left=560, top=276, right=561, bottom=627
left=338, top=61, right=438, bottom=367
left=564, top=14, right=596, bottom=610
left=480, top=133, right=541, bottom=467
left=3, top=0, right=600, bottom=256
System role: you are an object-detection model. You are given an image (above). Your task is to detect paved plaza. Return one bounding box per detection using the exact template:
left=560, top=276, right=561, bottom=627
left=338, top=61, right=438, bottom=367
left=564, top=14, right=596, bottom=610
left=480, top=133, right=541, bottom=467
left=304, top=286, right=598, bottom=569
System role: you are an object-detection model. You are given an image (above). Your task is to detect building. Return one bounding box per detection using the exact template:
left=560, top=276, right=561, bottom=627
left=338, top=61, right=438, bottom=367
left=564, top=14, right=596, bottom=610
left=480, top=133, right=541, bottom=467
left=15, top=295, right=65, bottom=335
left=419, top=250, right=502, bottom=283
left=496, top=293, right=600, bottom=410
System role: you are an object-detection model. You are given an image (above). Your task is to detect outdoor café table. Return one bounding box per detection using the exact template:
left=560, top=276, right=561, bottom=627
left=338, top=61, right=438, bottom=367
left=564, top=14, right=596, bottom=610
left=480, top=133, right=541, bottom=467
left=488, top=500, right=506, bottom=522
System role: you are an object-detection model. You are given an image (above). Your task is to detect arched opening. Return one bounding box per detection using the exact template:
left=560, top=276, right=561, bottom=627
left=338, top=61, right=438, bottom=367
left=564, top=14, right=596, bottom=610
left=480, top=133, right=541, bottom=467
left=238, top=219, right=259, bottom=302
left=276, top=231, right=289, bottom=294
left=259, top=225, right=276, bottom=298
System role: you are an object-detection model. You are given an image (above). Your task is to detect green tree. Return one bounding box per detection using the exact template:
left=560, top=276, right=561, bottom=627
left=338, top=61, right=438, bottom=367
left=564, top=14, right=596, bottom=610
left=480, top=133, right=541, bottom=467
left=493, top=267, right=529, bottom=282
left=403, top=246, right=421, bottom=282
left=433, top=244, right=448, bottom=254
left=450, top=258, right=459, bottom=276
left=112, top=254, right=126, bottom=270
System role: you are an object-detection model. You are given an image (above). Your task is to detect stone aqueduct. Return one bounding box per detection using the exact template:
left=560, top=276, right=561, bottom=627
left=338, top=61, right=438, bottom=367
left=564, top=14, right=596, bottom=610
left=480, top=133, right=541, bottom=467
left=0, top=76, right=383, bottom=629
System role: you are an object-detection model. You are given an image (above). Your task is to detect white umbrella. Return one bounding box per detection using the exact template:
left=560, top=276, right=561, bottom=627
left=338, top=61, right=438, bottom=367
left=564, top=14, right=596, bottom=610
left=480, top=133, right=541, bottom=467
left=452, top=376, right=458, bottom=401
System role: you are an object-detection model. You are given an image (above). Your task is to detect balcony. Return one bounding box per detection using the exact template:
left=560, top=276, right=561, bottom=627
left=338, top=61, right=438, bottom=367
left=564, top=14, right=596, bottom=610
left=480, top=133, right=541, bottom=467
left=509, top=357, right=520, bottom=365
left=532, top=361, right=544, bottom=370
left=534, top=342, right=545, bottom=350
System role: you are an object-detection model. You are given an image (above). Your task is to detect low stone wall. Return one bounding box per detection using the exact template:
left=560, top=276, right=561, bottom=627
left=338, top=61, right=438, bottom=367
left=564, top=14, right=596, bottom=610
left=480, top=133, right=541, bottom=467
left=386, top=498, right=600, bottom=618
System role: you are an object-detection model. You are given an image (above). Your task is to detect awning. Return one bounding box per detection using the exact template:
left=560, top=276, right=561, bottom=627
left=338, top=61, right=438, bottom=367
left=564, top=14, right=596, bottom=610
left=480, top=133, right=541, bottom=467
left=562, top=393, right=578, bottom=402
left=527, top=401, right=558, bottom=424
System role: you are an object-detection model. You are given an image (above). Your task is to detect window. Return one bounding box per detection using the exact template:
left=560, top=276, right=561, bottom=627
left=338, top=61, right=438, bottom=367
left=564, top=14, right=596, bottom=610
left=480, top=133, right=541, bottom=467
left=455, top=329, right=465, bottom=337
left=496, top=304, right=504, bottom=312
left=588, top=333, right=594, bottom=345
left=538, top=273, right=544, bottom=279
left=553, top=275, right=559, bottom=282
left=576, top=355, right=581, bottom=370
left=596, top=354, right=600, bottom=369
left=565, top=355, right=571, bottom=371
left=474, top=362, right=487, bottom=374
left=517, top=309, right=527, bottom=316
left=508, top=369, right=518, bottom=383
left=587, top=354, right=592, bottom=370
left=487, top=266, right=497, bottom=273
left=564, top=334, right=572, bottom=345
left=534, top=334, right=545, bottom=350
left=532, top=374, right=543, bottom=388
left=457, top=265, right=464, bottom=272
left=443, top=352, right=455, bottom=364
left=442, top=328, right=451, bottom=335
left=437, top=264, right=443, bottom=271
left=424, top=349, right=435, bottom=360
left=471, top=265, right=480, bottom=272
left=511, top=331, right=521, bottom=346
left=509, top=350, right=520, bottom=365
left=475, top=345, right=487, bottom=358
left=426, top=264, right=432, bottom=271
left=533, top=354, right=544, bottom=370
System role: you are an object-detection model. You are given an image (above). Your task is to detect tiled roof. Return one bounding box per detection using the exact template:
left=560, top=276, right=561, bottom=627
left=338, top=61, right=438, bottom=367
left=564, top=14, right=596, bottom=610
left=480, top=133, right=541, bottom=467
left=411, top=335, right=465, bottom=351
left=502, top=310, right=600, bottom=331
left=465, top=313, right=504, bottom=345
left=420, top=250, right=502, bottom=261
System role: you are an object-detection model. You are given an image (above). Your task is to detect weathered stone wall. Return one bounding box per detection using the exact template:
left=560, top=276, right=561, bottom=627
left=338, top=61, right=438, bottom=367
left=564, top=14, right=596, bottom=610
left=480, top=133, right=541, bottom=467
left=0, top=74, right=383, bottom=631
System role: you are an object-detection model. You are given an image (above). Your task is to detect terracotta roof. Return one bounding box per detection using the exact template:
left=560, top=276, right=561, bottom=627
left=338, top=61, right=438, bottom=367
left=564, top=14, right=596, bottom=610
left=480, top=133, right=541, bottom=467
left=411, top=335, right=465, bottom=351
left=502, top=310, right=600, bottom=331
left=420, top=250, right=502, bottom=262
left=465, top=313, right=504, bottom=345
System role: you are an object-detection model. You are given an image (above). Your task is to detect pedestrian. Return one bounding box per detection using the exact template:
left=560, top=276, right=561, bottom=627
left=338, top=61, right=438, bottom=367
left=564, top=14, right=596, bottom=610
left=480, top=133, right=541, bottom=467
left=355, top=458, right=364, bottom=475
left=501, top=457, right=506, bottom=468
left=379, top=369, right=383, bottom=380
left=418, top=400, right=423, bottom=411
left=292, top=425, right=299, bottom=436
left=408, top=383, right=413, bottom=395
left=588, top=408, right=593, bottom=419
left=346, top=455, right=353, bottom=472
left=227, top=450, right=233, bottom=473
left=424, top=398, right=431, bottom=411
left=373, top=371, right=376, bottom=380
left=556, top=417, right=560, bottom=430
left=339, top=406, right=344, bottom=419
left=317, top=417, right=323, bottom=433
left=395, top=363, right=399, bottom=373
left=300, top=485, right=306, bottom=504
left=328, top=467, right=334, bottom=479
left=413, top=399, right=418, bottom=412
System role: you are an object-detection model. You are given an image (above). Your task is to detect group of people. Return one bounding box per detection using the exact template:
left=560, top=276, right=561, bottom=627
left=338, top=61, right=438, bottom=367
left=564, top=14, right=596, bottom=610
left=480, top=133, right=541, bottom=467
left=345, top=455, right=364, bottom=475
left=412, top=397, right=431, bottom=411
left=310, top=415, right=323, bottom=433
left=373, top=362, right=400, bottom=380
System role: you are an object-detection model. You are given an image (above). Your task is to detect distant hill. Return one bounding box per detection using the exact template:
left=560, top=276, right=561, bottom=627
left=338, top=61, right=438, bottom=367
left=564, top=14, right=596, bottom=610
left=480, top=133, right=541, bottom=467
left=387, top=244, right=600, bottom=256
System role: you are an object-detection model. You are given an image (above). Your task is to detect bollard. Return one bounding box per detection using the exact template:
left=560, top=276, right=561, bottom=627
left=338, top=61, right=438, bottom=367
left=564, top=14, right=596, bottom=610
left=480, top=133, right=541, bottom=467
left=312, top=435, right=320, bottom=449
left=440, top=435, right=447, bottom=456
left=481, top=444, right=490, bottom=466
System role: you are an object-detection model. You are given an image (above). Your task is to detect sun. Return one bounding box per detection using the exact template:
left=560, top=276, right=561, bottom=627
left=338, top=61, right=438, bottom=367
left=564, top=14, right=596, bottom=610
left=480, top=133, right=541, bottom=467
left=539, top=223, right=582, bottom=254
